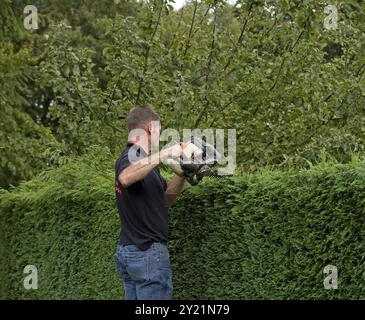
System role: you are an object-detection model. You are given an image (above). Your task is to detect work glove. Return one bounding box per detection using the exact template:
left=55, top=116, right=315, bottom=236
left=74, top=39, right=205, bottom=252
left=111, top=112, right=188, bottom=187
left=164, top=136, right=223, bottom=185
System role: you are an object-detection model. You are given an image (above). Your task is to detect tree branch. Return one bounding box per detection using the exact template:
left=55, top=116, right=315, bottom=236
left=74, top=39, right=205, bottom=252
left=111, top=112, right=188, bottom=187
left=183, top=0, right=199, bottom=59
left=167, top=7, right=185, bottom=51
left=222, top=0, right=254, bottom=72
left=194, top=9, right=217, bottom=128
left=135, top=0, right=164, bottom=105
left=270, top=17, right=309, bottom=91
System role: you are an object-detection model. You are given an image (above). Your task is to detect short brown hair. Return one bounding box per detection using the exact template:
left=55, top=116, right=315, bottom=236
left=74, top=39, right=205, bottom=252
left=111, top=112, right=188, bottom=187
left=127, top=105, right=160, bottom=131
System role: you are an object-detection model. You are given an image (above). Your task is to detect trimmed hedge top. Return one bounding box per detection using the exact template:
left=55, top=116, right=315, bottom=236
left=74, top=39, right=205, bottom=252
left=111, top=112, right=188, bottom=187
left=1, top=150, right=365, bottom=299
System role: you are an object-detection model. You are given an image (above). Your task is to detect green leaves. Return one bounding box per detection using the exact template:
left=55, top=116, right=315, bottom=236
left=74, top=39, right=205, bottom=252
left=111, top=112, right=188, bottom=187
left=0, top=105, right=60, bottom=188
left=2, top=0, right=365, bottom=187
left=2, top=159, right=365, bottom=298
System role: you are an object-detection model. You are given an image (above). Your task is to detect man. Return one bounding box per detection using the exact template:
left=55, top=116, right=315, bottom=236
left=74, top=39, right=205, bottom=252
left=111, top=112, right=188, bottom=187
left=114, top=105, right=186, bottom=300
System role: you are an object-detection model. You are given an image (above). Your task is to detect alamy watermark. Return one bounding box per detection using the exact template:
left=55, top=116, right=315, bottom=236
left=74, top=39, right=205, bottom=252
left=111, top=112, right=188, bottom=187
left=23, top=265, right=38, bottom=290
left=23, top=5, right=38, bottom=30
left=127, top=122, right=237, bottom=176
left=323, top=264, right=338, bottom=290
left=324, top=5, right=338, bottom=30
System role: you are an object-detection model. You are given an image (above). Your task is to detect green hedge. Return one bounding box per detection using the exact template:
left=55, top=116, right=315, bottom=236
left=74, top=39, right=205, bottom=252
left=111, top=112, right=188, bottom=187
left=1, top=150, right=365, bottom=299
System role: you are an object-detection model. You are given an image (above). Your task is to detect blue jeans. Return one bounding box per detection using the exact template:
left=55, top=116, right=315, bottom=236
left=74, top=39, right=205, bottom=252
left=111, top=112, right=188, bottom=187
left=114, top=242, right=173, bottom=300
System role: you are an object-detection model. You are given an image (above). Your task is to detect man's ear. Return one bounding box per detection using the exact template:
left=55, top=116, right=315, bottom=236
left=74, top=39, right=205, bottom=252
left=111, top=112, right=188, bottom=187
left=146, top=122, right=152, bottom=134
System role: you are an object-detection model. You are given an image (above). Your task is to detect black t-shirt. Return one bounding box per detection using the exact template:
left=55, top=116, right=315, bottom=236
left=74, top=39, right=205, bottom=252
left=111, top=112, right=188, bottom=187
left=114, top=142, right=168, bottom=251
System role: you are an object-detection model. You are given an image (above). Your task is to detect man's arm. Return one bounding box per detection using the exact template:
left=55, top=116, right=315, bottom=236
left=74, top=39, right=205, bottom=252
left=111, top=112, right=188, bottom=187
left=119, top=152, right=159, bottom=188
left=119, top=144, right=183, bottom=188
left=165, top=176, right=185, bottom=207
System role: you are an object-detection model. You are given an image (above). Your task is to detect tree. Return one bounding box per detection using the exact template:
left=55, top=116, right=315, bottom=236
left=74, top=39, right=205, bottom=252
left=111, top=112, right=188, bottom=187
left=1, top=0, right=365, bottom=188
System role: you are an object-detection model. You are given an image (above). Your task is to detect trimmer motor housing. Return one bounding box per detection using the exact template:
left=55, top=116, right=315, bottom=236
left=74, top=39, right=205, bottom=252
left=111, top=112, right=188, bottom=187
left=165, top=136, right=226, bottom=185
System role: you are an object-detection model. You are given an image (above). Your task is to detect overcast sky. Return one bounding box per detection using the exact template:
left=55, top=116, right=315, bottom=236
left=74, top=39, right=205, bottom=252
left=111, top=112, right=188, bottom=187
left=171, top=0, right=237, bottom=10
left=171, top=0, right=186, bottom=10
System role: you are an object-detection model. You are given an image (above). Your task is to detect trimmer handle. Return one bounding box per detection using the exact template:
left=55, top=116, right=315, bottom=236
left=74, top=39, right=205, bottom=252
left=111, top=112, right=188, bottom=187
left=185, top=174, right=202, bottom=186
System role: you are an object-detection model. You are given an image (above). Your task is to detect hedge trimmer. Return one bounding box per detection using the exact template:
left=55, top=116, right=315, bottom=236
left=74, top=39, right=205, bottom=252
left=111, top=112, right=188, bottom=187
left=165, top=136, right=231, bottom=185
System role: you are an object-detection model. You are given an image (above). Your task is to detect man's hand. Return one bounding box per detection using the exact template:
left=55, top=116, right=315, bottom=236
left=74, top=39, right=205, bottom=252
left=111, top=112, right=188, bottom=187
left=160, top=143, right=185, bottom=161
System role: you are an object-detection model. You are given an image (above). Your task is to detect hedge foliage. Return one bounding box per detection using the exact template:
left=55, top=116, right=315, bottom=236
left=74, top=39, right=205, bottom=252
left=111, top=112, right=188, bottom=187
left=1, top=149, right=365, bottom=299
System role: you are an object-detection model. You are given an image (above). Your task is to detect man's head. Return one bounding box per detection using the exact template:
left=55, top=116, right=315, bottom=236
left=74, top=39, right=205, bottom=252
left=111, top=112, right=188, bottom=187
left=127, top=105, right=160, bottom=131
left=127, top=105, right=161, bottom=152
